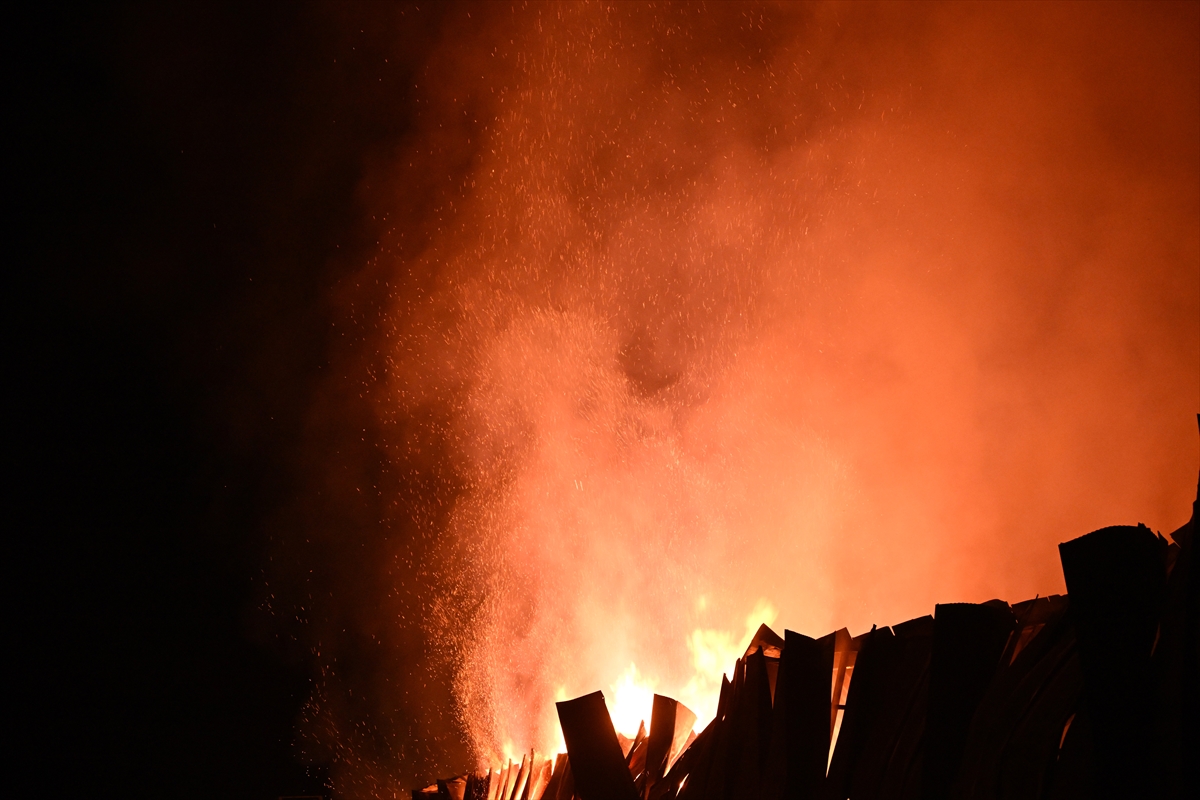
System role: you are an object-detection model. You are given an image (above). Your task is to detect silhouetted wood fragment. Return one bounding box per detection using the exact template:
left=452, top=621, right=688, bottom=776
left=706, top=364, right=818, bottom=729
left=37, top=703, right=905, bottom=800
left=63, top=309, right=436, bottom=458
left=826, top=625, right=893, bottom=800
left=644, top=693, right=697, bottom=791
left=546, top=753, right=575, bottom=800
left=729, top=646, right=774, bottom=799
left=644, top=696, right=673, bottom=786
left=826, top=628, right=856, bottom=741
left=438, top=776, right=467, bottom=800
left=922, top=602, right=1015, bottom=800
left=850, top=615, right=931, bottom=800
left=539, top=753, right=569, bottom=800
left=1154, top=473, right=1196, bottom=800
left=628, top=722, right=649, bottom=786
left=524, top=756, right=551, bottom=800
left=494, top=761, right=511, bottom=800
left=675, top=674, right=732, bottom=800
left=759, top=628, right=833, bottom=800
left=1041, top=703, right=1096, bottom=800
left=946, top=594, right=1081, bottom=800
left=699, top=664, right=741, bottom=800
left=650, top=710, right=706, bottom=800
left=675, top=730, right=695, bottom=768
left=465, top=772, right=490, bottom=800
left=1060, top=523, right=1166, bottom=799
left=745, top=623, right=786, bottom=701
left=993, top=640, right=1086, bottom=799
left=509, top=753, right=529, bottom=800
left=556, top=691, right=639, bottom=800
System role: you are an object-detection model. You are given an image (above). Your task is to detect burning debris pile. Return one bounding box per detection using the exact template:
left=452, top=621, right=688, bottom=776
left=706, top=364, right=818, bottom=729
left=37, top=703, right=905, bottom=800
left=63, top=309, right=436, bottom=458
left=414, top=469, right=1197, bottom=800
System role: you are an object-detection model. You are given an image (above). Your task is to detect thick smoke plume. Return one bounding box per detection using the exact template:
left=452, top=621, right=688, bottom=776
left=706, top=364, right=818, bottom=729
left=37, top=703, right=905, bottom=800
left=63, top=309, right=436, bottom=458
left=276, top=2, right=1198, bottom=795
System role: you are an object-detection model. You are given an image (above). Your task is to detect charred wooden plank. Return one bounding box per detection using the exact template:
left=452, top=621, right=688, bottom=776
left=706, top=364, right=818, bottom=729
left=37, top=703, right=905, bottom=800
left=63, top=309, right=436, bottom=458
left=465, top=772, right=490, bottom=800
left=826, top=628, right=854, bottom=742
left=652, top=719, right=708, bottom=800
left=701, top=660, right=744, bottom=800
left=728, top=647, right=774, bottom=799
left=825, top=625, right=894, bottom=800
left=556, top=691, right=639, bottom=800
left=793, top=629, right=836, bottom=800
left=644, top=694, right=696, bottom=788
left=1154, top=476, right=1196, bottom=800
left=992, top=639, right=1085, bottom=800
left=627, top=720, right=648, bottom=785
left=509, top=753, right=530, bottom=800
left=759, top=629, right=834, bottom=800
left=676, top=673, right=733, bottom=800
left=545, top=753, right=575, bottom=800
left=1060, top=524, right=1167, bottom=799
left=438, top=776, right=468, bottom=800
left=824, top=617, right=932, bottom=800
left=745, top=623, right=786, bottom=702
left=947, top=596, right=1075, bottom=800
left=539, top=753, right=569, bottom=800
left=856, top=616, right=932, bottom=800
left=524, top=757, right=552, bottom=800
left=922, top=602, right=1015, bottom=800
left=495, top=761, right=512, bottom=800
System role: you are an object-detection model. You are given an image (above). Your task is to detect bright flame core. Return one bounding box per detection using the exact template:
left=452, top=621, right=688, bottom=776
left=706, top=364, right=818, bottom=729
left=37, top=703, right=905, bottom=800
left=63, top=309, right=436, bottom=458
left=678, top=599, right=779, bottom=728
left=538, top=598, right=780, bottom=757
left=607, top=663, right=657, bottom=739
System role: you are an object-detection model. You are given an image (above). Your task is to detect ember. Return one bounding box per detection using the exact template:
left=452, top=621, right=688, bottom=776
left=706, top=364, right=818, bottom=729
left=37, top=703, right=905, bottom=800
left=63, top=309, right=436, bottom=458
left=412, top=465, right=1196, bottom=798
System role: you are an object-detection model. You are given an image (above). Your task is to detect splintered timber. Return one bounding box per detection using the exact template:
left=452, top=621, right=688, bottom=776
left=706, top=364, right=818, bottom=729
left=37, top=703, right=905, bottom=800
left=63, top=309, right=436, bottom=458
left=414, top=470, right=1197, bottom=800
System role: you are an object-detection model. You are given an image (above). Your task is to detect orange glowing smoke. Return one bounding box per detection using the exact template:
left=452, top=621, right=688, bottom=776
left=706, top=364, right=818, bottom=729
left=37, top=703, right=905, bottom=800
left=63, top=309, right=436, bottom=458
left=290, top=1, right=1199, bottom=792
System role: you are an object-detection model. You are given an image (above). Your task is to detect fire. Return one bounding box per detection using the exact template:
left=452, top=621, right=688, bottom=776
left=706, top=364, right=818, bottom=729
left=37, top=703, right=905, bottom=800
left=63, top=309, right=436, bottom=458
left=267, top=3, right=1200, bottom=794
left=533, top=598, right=780, bottom=763
left=679, top=598, right=779, bottom=728
left=597, top=599, right=779, bottom=739
left=607, top=663, right=657, bottom=739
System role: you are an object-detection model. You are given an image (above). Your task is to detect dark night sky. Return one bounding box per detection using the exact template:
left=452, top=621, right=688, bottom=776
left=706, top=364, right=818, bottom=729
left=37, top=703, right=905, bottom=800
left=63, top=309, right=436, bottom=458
left=12, top=3, right=433, bottom=796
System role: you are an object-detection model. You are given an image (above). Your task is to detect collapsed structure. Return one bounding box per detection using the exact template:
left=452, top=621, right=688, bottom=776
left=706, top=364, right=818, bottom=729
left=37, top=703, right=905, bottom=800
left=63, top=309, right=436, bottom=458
left=416, top=466, right=1197, bottom=800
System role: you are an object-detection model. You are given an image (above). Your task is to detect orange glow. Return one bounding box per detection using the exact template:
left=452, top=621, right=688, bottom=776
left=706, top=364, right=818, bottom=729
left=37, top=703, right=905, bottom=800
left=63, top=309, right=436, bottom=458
left=607, top=663, right=656, bottom=739
left=678, top=598, right=778, bottom=728
left=378, top=0, right=1197, bottom=771
left=535, top=598, right=778, bottom=758
left=286, top=2, right=1200, bottom=792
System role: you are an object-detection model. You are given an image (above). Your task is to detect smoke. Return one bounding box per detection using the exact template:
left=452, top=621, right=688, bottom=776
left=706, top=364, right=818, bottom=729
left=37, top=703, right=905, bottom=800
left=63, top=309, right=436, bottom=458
left=279, top=1, right=1198, bottom=793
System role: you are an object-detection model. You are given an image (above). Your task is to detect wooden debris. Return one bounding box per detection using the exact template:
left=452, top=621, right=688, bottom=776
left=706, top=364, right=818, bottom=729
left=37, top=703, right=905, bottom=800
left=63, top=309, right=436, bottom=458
left=411, top=465, right=1197, bottom=800
left=556, top=691, right=639, bottom=800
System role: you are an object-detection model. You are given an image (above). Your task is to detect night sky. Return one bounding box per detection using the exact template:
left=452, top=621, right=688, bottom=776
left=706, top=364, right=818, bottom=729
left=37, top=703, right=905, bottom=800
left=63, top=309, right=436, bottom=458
left=14, top=4, right=437, bottom=796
